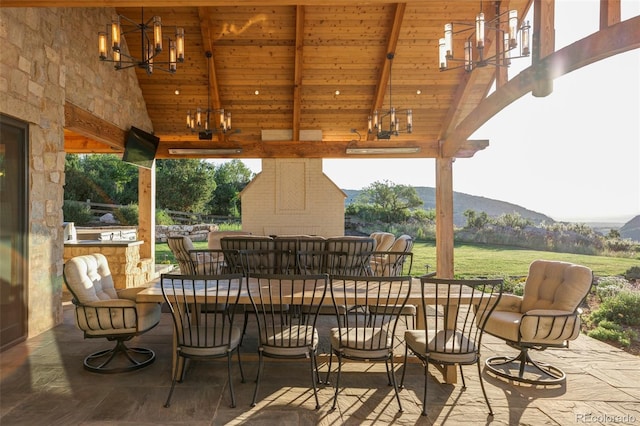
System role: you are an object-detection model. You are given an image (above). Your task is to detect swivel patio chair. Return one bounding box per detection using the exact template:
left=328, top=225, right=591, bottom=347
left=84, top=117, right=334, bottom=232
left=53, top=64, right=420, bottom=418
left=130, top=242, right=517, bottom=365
left=327, top=275, right=412, bottom=412
left=161, top=273, right=245, bottom=408
left=63, top=253, right=161, bottom=373
left=483, top=259, right=593, bottom=385
left=167, top=235, right=196, bottom=274
left=369, top=231, right=396, bottom=252
left=247, top=273, right=329, bottom=409
left=400, top=276, right=503, bottom=417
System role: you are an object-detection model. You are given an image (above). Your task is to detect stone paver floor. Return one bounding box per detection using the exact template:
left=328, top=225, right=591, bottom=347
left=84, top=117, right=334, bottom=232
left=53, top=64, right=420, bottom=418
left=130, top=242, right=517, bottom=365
left=1, top=303, right=639, bottom=425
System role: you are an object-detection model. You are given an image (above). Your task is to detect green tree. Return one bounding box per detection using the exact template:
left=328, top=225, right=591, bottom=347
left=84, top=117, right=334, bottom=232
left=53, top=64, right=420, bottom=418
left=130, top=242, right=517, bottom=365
left=357, top=180, right=423, bottom=223
left=208, top=160, right=254, bottom=216
left=463, top=209, right=490, bottom=229
left=64, top=154, right=138, bottom=204
left=155, top=159, right=216, bottom=213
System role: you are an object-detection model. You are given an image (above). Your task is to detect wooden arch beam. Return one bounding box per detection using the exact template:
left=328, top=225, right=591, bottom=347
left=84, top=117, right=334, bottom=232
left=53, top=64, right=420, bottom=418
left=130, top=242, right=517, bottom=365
left=441, top=14, right=640, bottom=157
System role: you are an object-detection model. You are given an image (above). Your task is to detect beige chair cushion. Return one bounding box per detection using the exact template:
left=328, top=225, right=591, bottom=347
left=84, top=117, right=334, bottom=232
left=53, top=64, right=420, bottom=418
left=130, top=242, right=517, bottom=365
left=179, top=326, right=243, bottom=357
left=330, top=327, right=392, bottom=359
left=521, top=260, right=592, bottom=312
left=405, top=329, right=478, bottom=364
left=260, top=325, right=319, bottom=357
left=64, top=253, right=117, bottom=303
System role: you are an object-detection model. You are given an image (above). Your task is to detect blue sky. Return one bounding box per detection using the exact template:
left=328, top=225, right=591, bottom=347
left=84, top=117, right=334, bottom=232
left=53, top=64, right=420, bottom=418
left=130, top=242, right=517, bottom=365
left=211, top=1, right=639, bottom=223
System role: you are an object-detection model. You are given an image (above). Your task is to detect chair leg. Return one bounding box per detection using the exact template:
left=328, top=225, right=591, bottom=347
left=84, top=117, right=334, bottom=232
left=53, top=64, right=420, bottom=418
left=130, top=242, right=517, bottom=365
left=331, top=352, right=342, bottom=411
left=477, top=360, right=494, bottom=416
left=236, top=346, right=245, bottom=383
left=389, top=355, right=403, bottom=412
left=400, top=344, right=409, bottom=389
left=384, top=359, right=393, bottom=386
left=422, top=362, right=428, bottom=417
left=164, top=354, right=181, bottom=408
left=309, top=350, right=320, bottom=410
left=227, top=352, right=237, bottom=408
left=251, top=350, right=264, bottom=407
left=324, top=351, right=334, bottom=385
left=459, top=364, right=466, bottom=389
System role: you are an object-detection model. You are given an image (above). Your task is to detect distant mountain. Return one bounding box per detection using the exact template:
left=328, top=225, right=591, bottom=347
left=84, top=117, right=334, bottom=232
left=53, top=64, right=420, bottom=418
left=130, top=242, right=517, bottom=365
left=620, top=215, right=640, bottom=242
left=344, top=187, right=554, bottom=227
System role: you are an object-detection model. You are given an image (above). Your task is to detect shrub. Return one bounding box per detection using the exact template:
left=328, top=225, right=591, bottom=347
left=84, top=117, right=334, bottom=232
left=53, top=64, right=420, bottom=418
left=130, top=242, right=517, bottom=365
left=156, top=209, right=174, bottom=225
left=587, top=322, right=637, bottom=348
left=63, top=200, right=93, bottom=225
left=624, top=266, right=640, bottom=281
left=594, top=276, right=629, bottom=301
left=502, top=276, right=525, bottom=296
left=589, top=290, right=640, bottom=326
left=115, top=204, right=139, bottom=225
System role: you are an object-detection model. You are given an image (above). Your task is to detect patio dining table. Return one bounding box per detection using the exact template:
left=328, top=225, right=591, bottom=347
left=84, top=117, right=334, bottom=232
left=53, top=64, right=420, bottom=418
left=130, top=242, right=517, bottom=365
left=136, top=276, right=478, bottom=384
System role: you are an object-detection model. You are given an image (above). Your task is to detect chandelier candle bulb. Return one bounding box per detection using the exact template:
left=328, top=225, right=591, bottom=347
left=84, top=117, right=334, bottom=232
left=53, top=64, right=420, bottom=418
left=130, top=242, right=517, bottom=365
left=98, top=32, right=107, bottom=59
left=439, top=38, right=447, bottom=70
left=111, top=18, right=120, bottom=51
left=508, top=10, right=518, bottom=48
left=176, top=28, right=185, bottom=62
left=464, top=41, right=473, bottom=72
left=475, top=12, right=485, bottom=49
left=169, top=40, right=177, bottom=72
left=444, top=23, right=453, bottom=58
left=503, top=34, right=511, bottom=66
left=153, top=16, right=162, bottom=52
left=521, top=21, right=531, bottom=56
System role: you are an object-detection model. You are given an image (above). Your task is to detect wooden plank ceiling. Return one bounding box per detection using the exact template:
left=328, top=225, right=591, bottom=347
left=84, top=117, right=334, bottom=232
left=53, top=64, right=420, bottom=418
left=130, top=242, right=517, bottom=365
left=35, top=1, right=532, bottom=159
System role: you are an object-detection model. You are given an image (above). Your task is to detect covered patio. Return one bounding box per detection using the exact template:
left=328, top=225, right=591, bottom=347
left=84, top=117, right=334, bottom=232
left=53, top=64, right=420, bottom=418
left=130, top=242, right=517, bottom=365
left=1, top=302, right=639, bottom=424
left=1, top=2, right=639, bottom=422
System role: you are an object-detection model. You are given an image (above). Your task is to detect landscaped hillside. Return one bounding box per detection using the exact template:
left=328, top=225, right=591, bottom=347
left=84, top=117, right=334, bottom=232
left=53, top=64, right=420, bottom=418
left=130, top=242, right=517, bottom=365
left=344, top=187, right=554, bottom=227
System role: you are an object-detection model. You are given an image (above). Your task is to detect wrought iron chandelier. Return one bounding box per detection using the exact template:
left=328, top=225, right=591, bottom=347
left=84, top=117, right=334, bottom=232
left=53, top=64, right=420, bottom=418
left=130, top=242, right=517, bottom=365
left=186, top=51, right=232, bottom=141
left=98, top=8, right=185, bottom=75
left=368, top=53, right=413, bottom=140
left=438, top=1, right=530, bottom=72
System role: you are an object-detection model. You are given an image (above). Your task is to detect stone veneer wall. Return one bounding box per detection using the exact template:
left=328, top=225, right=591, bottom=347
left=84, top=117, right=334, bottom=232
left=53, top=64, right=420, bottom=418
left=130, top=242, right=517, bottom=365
left=240, top=159, right=346, bottom=237
left=0, top=8, right=152, bottom=337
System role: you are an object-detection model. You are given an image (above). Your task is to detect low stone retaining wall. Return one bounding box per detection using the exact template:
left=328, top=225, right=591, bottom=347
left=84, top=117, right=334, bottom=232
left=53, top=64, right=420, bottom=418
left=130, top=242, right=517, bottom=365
left=155, top=224, right=218, bottom=243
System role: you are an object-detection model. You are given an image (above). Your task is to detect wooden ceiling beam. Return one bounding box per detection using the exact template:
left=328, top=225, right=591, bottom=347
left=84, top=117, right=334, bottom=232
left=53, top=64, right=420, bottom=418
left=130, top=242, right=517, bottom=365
left=64, top=102, right=126, bottom=151
left=155, top=139, right=441, bottom=159
left=441, top=14, right=640, bottom=157
left=3, top=0, right=439, bottom=6
left=367, top=2, right=406, bottom=141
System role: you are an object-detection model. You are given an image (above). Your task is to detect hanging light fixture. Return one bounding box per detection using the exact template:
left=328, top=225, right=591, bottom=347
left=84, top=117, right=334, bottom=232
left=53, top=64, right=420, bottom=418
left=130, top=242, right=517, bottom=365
left=438, top=1, right=530, bottom=72
left=98, top=8, right=185, bottom=75
left=186, top=51, right=232, bottom=141
left=368, top=53, right=413, bottom=140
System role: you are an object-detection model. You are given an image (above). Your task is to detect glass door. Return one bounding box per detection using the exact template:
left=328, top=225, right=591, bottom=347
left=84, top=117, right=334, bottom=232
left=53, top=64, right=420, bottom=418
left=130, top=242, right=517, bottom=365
left=0, top=114, right=28, bottom=351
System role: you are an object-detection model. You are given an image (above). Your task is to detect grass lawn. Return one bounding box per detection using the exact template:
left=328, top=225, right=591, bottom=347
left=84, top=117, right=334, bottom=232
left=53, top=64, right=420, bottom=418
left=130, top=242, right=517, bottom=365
left=156, top=240, right=638, bottom=277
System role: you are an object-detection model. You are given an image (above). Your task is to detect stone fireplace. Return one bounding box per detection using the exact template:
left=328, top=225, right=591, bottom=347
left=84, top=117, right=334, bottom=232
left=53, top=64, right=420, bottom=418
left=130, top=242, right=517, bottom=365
left=240, top=159, right=346, bottom=236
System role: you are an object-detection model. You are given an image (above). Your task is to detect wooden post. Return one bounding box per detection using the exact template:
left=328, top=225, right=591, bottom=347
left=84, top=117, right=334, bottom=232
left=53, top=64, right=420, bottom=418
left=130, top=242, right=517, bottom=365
left=532, top=0, right=555, bottom=97
left=436, top=157, right=454, bottom=278
left=138, top=162, right=155, bottom=266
